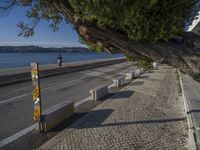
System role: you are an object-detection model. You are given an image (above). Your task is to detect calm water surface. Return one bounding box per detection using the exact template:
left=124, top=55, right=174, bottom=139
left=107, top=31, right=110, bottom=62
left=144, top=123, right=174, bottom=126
left=0, top=52, right=124, bottom=69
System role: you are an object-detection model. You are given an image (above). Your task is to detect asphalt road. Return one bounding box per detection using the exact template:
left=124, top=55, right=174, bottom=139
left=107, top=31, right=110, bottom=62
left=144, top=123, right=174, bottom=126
left=0, top=61, right=134, bottom=141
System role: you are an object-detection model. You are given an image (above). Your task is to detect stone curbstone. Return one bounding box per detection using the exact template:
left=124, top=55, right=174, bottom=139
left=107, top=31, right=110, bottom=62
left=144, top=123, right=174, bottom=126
left=178, top=70, right=197, bottom=150
left=42, top=101, right=74, bottom=132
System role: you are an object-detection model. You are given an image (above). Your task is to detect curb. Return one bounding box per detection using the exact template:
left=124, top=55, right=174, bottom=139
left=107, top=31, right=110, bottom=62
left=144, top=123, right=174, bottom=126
left=178, top=70, right=197, bottom=150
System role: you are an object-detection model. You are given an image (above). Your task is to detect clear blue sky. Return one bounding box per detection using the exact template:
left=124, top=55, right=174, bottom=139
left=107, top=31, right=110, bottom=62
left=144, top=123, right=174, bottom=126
left=0, top=6, right=85, bottom=48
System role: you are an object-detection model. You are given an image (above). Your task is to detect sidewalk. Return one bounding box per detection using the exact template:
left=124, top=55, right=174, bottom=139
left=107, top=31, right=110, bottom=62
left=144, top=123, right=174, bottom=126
left=180, top=72, right=200, bottom=148
left=39, top=65, right=189, bottom=150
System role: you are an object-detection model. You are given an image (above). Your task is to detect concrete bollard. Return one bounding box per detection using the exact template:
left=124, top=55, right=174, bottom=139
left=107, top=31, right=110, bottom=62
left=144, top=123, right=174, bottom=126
left=113, top=76, right=125, bottom=87
left=90, top=84, right=108, bottom=101
left=42, top=101, right=74, bottom=132
left=153, top=62, right=158, bottom=70
left=134, top=69, right=141, bottom=77
left=140, top=68, right=144, bottom=74
left=126, top=71, right=135, bottom=80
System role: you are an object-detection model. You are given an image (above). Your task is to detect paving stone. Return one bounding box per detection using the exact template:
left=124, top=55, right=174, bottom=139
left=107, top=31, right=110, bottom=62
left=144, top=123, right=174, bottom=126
left=180, top=73, right=200, bottom=147
left=41, top=65, right=189, bottom=150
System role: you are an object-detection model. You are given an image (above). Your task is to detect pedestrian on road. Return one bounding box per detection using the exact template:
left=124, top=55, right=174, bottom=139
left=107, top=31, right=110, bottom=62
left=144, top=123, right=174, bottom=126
left=58, top=54, right=62, bottom=68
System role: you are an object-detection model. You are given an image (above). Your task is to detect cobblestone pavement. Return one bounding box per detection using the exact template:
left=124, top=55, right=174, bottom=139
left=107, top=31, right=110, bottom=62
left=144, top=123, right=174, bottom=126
left=180, top=72, right=200, bottom=147
left=40, top=65, right=189, bottom=150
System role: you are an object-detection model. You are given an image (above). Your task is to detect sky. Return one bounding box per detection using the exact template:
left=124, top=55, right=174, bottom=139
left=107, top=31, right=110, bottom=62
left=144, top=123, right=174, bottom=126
left=1, top=5, right=199, bottom=48
left=0, top=6, right=85, bottom=48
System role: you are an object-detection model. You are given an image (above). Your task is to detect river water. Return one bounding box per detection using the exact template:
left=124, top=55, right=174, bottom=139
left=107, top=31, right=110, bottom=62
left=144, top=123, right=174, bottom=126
left=0, top=52, right=124, bottom=69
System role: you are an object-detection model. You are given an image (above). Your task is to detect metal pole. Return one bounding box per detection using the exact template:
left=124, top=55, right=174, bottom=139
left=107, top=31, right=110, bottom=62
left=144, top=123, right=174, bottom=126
left=31, top=62, right=44, bottom=132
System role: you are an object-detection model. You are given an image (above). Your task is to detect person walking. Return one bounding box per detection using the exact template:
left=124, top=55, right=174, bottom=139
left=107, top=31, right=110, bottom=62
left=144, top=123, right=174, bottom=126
left=57, top=54, right=62, bottom=68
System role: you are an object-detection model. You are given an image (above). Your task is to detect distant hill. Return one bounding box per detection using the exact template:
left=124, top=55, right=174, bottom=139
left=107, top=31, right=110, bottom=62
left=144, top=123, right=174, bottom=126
left=0, top=46, right=91, bottom=53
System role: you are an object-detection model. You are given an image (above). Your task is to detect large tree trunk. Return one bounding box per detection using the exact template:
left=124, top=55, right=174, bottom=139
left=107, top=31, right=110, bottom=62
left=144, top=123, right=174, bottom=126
left=53, top=0, right=200, bottom=82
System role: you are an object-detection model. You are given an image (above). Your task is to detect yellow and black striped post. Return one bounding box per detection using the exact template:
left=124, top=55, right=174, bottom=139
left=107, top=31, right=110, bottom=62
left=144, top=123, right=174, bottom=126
left=31, top=62, right=44, bottom=132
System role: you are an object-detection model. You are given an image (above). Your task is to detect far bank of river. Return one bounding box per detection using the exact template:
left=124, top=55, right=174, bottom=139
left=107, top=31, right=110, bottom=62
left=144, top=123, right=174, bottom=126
left=0, top=52, right=124, bottom=69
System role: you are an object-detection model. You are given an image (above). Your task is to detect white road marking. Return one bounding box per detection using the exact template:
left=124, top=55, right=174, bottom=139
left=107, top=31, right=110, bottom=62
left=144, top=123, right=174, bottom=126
left=0, top=93, right=32, bottom=105
left=0, top=68, right=115, bottom=105
left=108, top=84, right=114, bottom=88
left=0, top=123, right=38, bottom=148
left=0, top=96, right=93, bottom=148
left=74, top=96, right=92, bottom=107
left=0, top=63, right=131, bottom=105
left=0, top=70, right=122, bottom=147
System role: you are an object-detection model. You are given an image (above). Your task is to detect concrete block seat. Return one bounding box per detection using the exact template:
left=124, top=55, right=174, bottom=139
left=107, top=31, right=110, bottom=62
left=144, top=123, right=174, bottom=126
left=153, top=62, right=158, bottom=70
left=112, top=76, right=125, bottom=87
left=126, top=71, right=135, bottom=80
left=135, top=69, right=142, bottom=77
left=42, top=101, right=74, bottom=131
left=90, top=84, right=108, bottom=101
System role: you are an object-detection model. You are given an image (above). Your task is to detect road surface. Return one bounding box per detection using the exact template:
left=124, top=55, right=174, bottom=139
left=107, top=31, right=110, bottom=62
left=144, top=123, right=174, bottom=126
left=0, top=61, right=134, bottom=142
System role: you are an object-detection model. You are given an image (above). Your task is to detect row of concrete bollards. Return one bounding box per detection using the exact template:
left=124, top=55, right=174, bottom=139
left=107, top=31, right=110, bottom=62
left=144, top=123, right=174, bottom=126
left=40, top=62, right=158, bottom=132
left=90, top=62, right=158, bottom=101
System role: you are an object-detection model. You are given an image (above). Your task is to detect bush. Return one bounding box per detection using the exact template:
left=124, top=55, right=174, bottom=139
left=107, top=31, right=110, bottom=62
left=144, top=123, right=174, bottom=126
left=136, top=60, right=152, bottom=70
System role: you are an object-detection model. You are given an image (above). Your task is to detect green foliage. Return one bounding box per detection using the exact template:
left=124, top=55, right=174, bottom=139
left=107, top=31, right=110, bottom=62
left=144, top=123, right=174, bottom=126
left=79, top=38, right=104, bottom=52
left=1, top=0, right=198, bottom=41
left=15, top=1, right=63, bottom=37
left=69, top=0, right=195, bottom=41
left=136, top=60, right=152, bottom=70
left=125, top=53, right=135, bottom=62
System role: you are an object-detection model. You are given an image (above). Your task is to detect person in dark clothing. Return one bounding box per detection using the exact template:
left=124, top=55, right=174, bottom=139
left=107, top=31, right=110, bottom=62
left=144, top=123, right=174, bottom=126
left=57, top=54, right=62, bottom=68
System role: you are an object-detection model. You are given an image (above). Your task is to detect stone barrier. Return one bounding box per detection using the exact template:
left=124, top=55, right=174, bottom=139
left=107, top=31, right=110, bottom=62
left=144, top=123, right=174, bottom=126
left=153, top=62, right=158, bottom=70
left=113, top=76, right=125, bottom=87
left=42, top=101, right=74, bottom=131
left=90, top=84, right=108, bottom=101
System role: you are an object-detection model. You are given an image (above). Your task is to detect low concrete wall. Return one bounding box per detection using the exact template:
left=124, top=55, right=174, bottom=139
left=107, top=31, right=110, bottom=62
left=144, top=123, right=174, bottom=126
left=90, top=85, right=108, bottom=101
left=126, top=72, right=135, bottom=80
left=42, top=101, right=74, bottom=132
left=153, top=62, right=158, bottom=70
left=0, top=57, right=127, bottom=87
left=113, top=76, right=125, bottom=87
left=134, top=69, right=141, bottom=77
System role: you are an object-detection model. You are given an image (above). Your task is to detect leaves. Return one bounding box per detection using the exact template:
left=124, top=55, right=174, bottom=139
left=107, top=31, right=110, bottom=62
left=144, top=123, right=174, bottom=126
left=13, top=0, right=63, bottom=37
left=70, top=0, right=196, bottom=41
left=1, top=0, right=199, bottom=41
left=79, top=37, right=104, bottom=52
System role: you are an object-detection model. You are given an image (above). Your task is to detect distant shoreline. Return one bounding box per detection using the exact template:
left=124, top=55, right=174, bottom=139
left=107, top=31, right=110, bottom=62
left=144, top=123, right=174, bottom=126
left=0, top=51, right=93, bottom=54
left=0, top=45, right=91, bottom=53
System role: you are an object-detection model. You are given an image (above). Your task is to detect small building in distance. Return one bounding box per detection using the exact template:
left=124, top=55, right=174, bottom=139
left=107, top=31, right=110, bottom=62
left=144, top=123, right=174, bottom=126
left=192, top=21, right=200, bottom=36
left=187, top=11, right=200, bottom=36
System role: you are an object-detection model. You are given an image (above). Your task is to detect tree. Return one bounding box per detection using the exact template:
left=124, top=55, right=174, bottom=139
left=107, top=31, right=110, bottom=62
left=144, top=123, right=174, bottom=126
left=1, top=0, right=200, bottom=81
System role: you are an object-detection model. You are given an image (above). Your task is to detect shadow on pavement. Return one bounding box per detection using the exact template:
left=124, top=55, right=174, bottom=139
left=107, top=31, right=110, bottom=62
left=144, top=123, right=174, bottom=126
left=74, top=109, right=114, bottom=129
left=76, top=117, right=186, bottom=129
left=139, top=75, right=150, bottom=79
left=187, top=109, right=200, bottom=114
left=108, top=91, right=134, bottom=99
left=51, top=112, right=87, bottom=132
left=145, top=78, right=162, bottom=82
left=130, top=81, right=144, bottom=86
